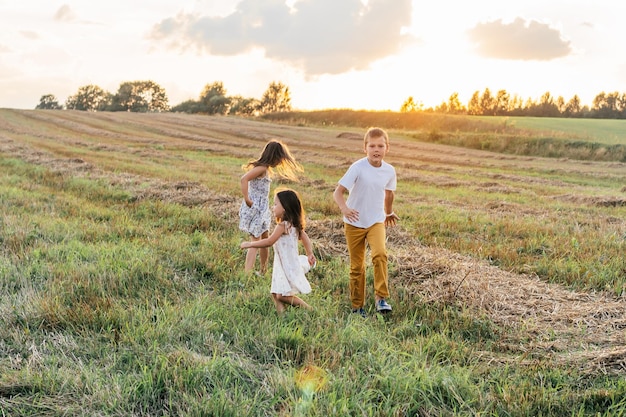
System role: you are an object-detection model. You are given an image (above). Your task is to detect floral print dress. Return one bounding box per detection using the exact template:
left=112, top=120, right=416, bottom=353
left=271, top=222, right=312, bottom=296
left=239, top=175, right=271, bottom=238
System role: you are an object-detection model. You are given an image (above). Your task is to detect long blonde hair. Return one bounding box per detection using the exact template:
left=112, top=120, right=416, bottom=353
left=243, top=139, right=303, bottom=181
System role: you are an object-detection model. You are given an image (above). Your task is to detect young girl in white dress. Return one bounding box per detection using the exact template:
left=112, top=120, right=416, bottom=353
left=239, top=140, right=302, bottom=275
left=241, top=188, right=316, bottom=314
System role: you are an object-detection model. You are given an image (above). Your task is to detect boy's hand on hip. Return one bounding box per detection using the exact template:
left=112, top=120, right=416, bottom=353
left=342, top=207, right=359, bottom=222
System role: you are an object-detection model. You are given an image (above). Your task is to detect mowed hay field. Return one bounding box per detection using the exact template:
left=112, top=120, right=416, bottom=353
left=1, top=108, right=626, bottom=415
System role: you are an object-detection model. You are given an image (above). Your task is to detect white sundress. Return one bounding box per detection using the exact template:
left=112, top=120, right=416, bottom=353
left=271, top=222, right=312, bottom=296
left=239, top=175, right=271, bottom=238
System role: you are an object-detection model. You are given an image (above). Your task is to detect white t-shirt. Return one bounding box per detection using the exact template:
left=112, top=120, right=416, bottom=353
left=338, top=157, right=397, bottom=228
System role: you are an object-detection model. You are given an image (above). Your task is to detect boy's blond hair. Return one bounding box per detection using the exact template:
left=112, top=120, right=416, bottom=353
left=363, top=127, right=389, bottom=147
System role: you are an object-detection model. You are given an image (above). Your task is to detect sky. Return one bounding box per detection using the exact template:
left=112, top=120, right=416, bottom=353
left=1, top=0, right=625, bottom=111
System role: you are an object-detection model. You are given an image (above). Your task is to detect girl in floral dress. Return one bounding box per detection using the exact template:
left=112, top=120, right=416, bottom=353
left=239, top=139, right=302, bottom=274
left=241, top=189, right=316, bottom=313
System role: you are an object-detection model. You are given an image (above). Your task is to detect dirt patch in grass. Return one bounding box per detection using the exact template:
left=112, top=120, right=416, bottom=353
left=553, top=194, right=626, bottom=207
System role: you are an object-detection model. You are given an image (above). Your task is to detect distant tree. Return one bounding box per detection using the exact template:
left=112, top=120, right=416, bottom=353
left=201, top=81, right=226, bottom=98
left=111, top=80, right=169, bottom=112
left=523, top=97, right=536, bottom=113
left=434, top=101, right=448, bottom=113
left=400, top=96, right=421, bottom=113
left=35, top=94, right=63, bottom=110
left=170, top=99, right=204, bottom=114
left=207, top=95, right=231, bottom=115
left=593, top=91, right=626, bottom=119
left=564, top=95, right=582, bottom=117
left=509, top=94, right=525, bottom=115
left=618, top=93, right=626, bottom=118
left=467, top=91, right=482, bottom=115
left=605, top=92, right=619, bottom=115
left=531, top=92, right=559, bottom=117
left=556, top=96, right=566, bottom=114
left=405, top=87, right=626, bottom=119
left=479, top=88, right=495, bottom=115
left=199, top=82, right=231, bottom=115
left=580, top=104, right=592, bottom=118
left=229, top=96, right=260, bottom=116
left=65, top=85, right=111, bottom=111
left=608, top=91, right=623, bottom=118
left=447, top=92, right=465, bottom=114
left=259, top=81, right=291, bottom=114
left=493, top=90, right=510, bottom=115
left=591, top=92, right=609, bottom=118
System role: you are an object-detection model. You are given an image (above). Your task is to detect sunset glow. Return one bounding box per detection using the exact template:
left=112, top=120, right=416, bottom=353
left=1, top=0, right=624, bottom=111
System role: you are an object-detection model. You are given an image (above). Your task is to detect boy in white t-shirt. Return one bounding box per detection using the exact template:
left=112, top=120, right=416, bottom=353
left=333, top=127, right=399, bottom=317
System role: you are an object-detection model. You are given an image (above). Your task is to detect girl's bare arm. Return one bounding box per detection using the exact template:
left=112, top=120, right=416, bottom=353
left=240, top=222, right=285, bottom=249
left=299, top=230, right=317, bottom=266
left=240, top=165, right=267, bottom=207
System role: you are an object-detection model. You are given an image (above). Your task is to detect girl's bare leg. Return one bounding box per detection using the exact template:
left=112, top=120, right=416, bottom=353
left=272, top=293, right=286, bottom=314
left=276, top=295, right=312, bottom=310
left=259, top=231, right=269, bottom=273
left=244, top=247, right=258, bottom=272
left=244, top=235, right=263, bottom=273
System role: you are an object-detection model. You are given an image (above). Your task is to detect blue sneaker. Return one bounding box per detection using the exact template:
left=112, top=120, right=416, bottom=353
left=376, top=299, right=392, bottom=313
left=351, top=307, right=367, bottom=318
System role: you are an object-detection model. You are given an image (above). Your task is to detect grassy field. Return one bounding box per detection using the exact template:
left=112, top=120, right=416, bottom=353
left=1, top=109, right=625, bottom=415
left=477, top=116, right=626, bottom=145
left=264, top=111, right=626, bottom=162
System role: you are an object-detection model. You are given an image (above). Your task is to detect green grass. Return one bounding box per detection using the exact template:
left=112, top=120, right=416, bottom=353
left=0, top=160, right=619, bottom=416
left=1, top=110, right=626, bottom=415
left=264, top=110, right=626, bottom=162
left=477, top=116, right=626, bottom=145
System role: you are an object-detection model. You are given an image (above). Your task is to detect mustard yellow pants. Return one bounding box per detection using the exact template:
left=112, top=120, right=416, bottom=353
left=344, top=222, right=389, bottom=309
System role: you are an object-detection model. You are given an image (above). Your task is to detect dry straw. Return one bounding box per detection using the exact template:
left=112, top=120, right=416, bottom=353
left=3, top=136, right=626, bottom=374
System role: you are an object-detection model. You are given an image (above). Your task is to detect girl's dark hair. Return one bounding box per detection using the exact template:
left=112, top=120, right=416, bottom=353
left=275, top=188, right=305, bottom=235
left=244, top=139, right=303, bottom=181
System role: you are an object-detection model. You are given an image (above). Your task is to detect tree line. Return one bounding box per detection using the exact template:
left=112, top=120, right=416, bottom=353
left=402, top=89, right=626, bottom=119
left=37, top=81, right=626, bottom=119
left=35, top=80, right=292, bottom=115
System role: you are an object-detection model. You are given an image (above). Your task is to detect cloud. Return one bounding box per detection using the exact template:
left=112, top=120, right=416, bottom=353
left=20, top=31, right=40, bottom=40
left=467, top=17, right=572, bottom=61
left=54, top=5, right=76, bottom=22
left=149, top=0, right=414, bottom=76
